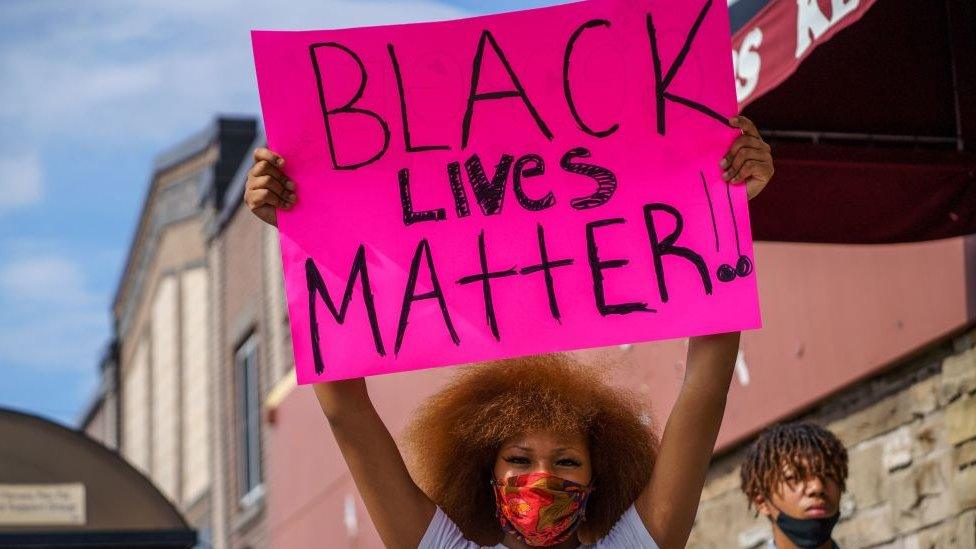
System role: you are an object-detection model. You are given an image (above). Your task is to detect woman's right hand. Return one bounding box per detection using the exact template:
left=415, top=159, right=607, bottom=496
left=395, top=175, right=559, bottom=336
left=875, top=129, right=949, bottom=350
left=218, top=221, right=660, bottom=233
left=244, top=147, right=296, bottom=227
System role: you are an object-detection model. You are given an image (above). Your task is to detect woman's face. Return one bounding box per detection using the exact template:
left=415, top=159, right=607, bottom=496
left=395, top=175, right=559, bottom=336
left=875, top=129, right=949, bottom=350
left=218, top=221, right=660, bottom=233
left=493, top=430, right=593, bottom=486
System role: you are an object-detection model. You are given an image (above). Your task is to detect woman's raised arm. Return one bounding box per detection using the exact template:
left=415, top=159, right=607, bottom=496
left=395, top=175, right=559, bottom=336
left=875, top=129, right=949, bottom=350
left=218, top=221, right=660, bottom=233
left=634, top=116, right=773, bottom=548
left=244, top=149, right=436, bottom=549
left=312, top=379, right=436, bottom=549
left=635, top=332, right=739, bottom=548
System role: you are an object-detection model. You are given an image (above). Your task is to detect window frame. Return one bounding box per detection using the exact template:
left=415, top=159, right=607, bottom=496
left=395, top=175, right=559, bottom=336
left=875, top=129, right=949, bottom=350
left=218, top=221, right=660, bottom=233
left=234, top=333, right=263, bottom=505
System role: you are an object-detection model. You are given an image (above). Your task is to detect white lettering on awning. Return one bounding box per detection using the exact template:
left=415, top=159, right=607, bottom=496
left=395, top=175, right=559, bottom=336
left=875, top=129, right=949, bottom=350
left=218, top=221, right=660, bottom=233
left=733, top=27, right=764, bottom=103
left=795, top=0, right=860, bottom=58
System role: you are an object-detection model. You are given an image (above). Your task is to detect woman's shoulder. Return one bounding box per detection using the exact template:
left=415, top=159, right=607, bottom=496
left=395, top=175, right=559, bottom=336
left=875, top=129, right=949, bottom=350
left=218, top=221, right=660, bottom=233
left=419, top=506, right=502, bottom=549
left=585, top=504, right=659, bottom=549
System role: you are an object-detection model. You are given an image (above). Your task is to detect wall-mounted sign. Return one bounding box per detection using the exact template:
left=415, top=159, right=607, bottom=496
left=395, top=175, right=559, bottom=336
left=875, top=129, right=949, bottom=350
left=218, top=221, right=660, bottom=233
left=0, top=483, right=86, bottom=526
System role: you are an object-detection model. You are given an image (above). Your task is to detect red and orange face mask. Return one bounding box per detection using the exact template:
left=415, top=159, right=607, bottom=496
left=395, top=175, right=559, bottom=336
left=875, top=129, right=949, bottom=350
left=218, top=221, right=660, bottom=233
left=491, top=472, right=593, bottom=547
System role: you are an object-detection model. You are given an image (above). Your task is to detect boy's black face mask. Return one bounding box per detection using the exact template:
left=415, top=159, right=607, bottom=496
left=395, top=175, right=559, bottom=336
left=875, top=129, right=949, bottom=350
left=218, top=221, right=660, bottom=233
left=773, top=506, right=839, bottom=548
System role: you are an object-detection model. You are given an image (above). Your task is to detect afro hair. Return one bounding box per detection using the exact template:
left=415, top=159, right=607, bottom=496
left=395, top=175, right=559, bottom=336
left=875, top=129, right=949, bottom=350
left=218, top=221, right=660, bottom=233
left=403, top=353, right=658, bottom=545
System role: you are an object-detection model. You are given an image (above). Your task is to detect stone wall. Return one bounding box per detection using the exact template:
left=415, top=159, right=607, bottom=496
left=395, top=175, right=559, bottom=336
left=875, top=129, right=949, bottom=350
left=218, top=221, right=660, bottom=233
left=689, top=327, right=976, bottom=548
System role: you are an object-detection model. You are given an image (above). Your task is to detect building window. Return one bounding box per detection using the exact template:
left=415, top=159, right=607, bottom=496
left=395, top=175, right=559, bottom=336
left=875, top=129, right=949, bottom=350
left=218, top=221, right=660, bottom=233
left=235, top=334, right=262, bottom=502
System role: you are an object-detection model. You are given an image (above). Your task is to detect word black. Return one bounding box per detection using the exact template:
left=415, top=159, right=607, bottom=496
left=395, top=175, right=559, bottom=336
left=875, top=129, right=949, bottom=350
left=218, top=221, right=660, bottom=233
left=308, top=0, right=728, bottom=170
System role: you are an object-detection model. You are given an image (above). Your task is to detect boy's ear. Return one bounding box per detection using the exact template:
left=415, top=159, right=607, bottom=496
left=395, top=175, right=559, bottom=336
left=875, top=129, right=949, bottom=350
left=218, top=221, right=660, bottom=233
left=754, top=495, right=774, bottom=518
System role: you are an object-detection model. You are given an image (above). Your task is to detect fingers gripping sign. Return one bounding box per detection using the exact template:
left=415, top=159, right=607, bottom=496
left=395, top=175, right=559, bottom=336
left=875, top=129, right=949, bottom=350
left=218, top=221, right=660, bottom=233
left=245, top=147, right=297, bottom=227
left=720, top=116, right=774, bottom=200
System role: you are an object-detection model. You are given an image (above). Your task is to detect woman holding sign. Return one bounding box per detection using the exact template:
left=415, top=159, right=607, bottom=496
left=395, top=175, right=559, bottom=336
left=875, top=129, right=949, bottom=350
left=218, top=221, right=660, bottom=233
left=245, top=116, right=774, bottom=549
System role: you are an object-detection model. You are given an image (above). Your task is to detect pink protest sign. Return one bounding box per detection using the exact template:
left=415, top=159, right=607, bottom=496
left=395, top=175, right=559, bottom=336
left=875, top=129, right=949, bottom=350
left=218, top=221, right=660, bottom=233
left=252, top=0, right=760, bottom=383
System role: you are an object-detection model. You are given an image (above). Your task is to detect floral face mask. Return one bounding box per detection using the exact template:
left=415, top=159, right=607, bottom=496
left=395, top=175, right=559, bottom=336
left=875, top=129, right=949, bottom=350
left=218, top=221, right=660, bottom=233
left=491, top=471, right=593, bottom=546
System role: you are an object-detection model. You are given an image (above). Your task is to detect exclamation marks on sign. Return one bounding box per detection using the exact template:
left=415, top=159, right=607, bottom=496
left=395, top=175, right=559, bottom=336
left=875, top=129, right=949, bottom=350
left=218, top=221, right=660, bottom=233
left=699, top=171, right=720, bottom=252
left=700, top=170, right=753, bottom=283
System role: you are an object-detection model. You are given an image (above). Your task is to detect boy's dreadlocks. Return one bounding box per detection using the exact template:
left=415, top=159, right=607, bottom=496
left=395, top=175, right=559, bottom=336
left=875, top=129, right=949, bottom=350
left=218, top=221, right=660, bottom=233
left=740, top=422, right=848, bottom=511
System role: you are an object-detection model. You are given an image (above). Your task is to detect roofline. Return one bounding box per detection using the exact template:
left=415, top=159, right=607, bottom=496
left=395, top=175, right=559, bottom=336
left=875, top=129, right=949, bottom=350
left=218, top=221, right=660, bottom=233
left=77, top=376, right=106, bottom=431
left=77, top=339, right=119, bottom=430
left=209, top=133, right=267, bottom=239
left=110, top=116, right=257, bottom=314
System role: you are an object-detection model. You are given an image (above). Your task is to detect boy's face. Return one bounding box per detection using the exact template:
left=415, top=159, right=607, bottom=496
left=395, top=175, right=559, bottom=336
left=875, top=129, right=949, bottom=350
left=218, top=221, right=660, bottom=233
left=756, top=466, right=842, bottom=520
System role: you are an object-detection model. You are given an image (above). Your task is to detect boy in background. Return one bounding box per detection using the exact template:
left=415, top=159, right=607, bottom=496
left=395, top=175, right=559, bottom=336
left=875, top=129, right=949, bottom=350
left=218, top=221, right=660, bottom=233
left=740, top=422, right=848, bottom=549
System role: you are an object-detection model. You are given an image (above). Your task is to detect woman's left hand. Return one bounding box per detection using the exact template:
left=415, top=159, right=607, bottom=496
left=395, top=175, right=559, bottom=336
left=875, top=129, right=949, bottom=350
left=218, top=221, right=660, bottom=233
left=720, top=116, right=774, bottom=201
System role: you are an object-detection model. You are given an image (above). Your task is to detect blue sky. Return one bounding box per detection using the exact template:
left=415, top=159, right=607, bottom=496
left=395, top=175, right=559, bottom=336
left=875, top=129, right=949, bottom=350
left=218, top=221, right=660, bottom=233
left=0, top=0, right=573, bottom=426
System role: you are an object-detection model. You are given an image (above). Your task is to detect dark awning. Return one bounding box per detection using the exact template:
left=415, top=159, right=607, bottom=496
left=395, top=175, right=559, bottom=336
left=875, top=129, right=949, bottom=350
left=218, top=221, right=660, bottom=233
left=0, top=409, right=196, bottom=548
left=730, top=0, right=976, bottom=243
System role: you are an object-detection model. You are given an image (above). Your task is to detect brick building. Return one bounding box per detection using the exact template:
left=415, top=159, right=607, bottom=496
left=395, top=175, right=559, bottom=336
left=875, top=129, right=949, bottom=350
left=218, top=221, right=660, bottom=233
left=202, top=130, right=295, bottom=549
left=82, top=117, right=258, bottom=547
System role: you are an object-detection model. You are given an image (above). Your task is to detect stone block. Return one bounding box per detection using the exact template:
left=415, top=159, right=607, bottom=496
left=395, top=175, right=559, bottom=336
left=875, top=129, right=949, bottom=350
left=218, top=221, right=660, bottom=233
left=700, top=465, right=742, bottom=501
left=947, top=395, right=976, bottom=445
left=685, top=529, right=709, bottom=549
left=833, top=504, right=896, bottom=547
left=912, top=415, right=946, bottom=460
left=832, top=392, right=919, bottom=448
left=735, top=524, right=771, bottom=549
left=956, top=465, right=976, bottom=512
left=849, top=438, right=886, bottom=508
left=903, top=522, right=958, bottom=549
left=839, top=492, right=856, bottom=519
left=891, top=467, right=920, bottom=514
left=891, top=454, right=957, bottom=533
left=884, top=426, right=914, bottom=471
left=917, top=454, right=952, bottom=497
left=689, top=490, right=758, bottom=547
left=909, top=376, right=939, bottom=416
left=956, top=509, right=976, bottom=549
left=941, top=347, right=976, bottom=404
left=958, top=439, right=976, bottom=469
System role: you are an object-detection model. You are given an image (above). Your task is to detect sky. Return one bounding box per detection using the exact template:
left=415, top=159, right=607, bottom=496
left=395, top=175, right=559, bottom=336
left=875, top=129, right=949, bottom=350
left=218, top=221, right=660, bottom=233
left=0, top=0, right=570, bottom=426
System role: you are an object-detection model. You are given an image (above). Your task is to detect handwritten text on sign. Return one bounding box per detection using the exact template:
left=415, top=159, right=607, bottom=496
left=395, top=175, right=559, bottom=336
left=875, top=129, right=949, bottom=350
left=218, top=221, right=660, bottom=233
left=252, top=0, right=761, bottom=383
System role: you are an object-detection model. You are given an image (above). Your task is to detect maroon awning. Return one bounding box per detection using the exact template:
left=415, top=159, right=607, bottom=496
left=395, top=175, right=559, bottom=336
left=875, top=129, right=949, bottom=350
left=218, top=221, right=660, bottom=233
left=747, top=144, right=975, bottom=244
left=732, top=0, right=878, bottom=107
left=730, top=0, right=976, bottom=244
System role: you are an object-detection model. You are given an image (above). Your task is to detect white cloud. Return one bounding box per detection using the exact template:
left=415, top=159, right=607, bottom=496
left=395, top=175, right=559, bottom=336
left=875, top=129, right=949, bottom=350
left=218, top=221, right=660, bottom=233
left=0, top=255, right=94, bottom=305
left=0, top=0, right=470, bottom=145
left=0, top=310, right=106, bottom=369
left=0, top=153, right=43, bottom=215
left=0, top=254, right=107, bottom=371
